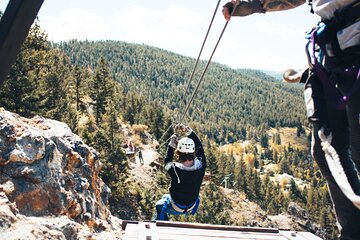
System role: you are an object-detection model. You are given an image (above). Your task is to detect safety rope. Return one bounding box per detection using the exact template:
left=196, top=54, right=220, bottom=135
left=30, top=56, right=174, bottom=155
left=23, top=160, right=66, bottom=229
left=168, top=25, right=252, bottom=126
left=318, top=127, right=360, bottom=209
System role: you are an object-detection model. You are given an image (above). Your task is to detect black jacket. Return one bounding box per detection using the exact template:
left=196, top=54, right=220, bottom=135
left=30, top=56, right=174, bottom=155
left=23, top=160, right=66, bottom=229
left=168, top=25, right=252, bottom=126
left=164, top=132, right=206, bottom=206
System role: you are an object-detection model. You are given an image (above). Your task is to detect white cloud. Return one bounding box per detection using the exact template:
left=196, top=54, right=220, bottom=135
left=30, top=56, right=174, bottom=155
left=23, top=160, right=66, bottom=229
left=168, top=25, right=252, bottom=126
left=111, top=5, right=206, bottom=53
left=255, top=21, right=303, bottom=36
left=40, top=8, right=111, bottom=41
left=36, top=2, right=312, bottom=71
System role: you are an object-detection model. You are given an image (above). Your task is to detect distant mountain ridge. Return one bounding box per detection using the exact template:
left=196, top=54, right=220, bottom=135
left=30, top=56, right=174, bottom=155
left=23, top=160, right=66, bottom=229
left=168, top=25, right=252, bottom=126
left=58, top=40, right=306, bottom=143
left=259, top=70, right=285, bottom=81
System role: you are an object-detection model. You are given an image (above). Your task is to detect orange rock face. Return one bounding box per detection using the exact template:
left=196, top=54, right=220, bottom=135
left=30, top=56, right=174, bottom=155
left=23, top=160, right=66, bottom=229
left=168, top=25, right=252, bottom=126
left=0, top=110, right=110, bottom=222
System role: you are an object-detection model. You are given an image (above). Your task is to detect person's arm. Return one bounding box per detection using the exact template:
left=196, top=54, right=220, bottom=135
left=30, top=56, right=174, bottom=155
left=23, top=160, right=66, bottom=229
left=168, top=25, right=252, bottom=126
left=223, top=0, right=306, bottom=20
left=188, top=131, right=207, bottom=168
left=164, top=134, right=178, bottom=166
left=262, top=0, right=306, bottom=13
left=164, top=146, right=175, bottom=165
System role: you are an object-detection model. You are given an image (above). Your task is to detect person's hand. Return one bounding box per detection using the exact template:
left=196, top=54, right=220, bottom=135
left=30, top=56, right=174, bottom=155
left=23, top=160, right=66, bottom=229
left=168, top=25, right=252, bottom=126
left=174, top=124, right=193, bottom=136
left=223, top=0, right=235, bottom=21
left=168, top=134, right=180, bottom=149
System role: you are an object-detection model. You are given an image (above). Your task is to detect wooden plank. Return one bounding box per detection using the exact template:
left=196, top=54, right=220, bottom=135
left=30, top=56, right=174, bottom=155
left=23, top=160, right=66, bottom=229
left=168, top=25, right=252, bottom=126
left=297, top=231, right=323, bottom=240
left=157, top=227, right=287, bottom=240
left=123, top=223, right=139, bottom=240
left=138, top=222, right=159, bottom=240
left=122, top=220, right=139, bottom=230
left=122, top=221, right=322, bottom=240
left=156, top=221, right=279, bottom=233
left=279, top=231, right=323, bottom=240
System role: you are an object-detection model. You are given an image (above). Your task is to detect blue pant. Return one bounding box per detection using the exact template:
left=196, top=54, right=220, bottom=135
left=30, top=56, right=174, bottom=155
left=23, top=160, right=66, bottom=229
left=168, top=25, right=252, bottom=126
left=154, top=194, right=184, bottom=220
left=154, top=194, right=199, bottom=221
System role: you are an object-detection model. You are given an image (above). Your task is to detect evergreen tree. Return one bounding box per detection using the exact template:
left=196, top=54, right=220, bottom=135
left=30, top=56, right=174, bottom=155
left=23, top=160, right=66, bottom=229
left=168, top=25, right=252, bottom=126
left=38, top=50, right=72, bottom=121
left=194, top=182, right=232, bottom=225
left=91, top=57, right=113, bottom=125
left=205, top=142, right=221, bottom=184
left=272, top=132, right=281, bottom=145
left=0, top=21, right=49, bottom=116
left=234, top=155, right=247, bottom=193
left=73, top=65, right=85, bottom=111
left=260, top=133, right=269, bottom=148
left=289, top=178, right=305, bottom=203
left=278, top=157, right=291, bottom=174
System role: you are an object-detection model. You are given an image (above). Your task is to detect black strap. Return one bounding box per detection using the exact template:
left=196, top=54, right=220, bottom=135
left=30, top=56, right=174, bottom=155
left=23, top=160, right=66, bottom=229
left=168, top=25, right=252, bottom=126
left=322, top=1, right=360, bottom=57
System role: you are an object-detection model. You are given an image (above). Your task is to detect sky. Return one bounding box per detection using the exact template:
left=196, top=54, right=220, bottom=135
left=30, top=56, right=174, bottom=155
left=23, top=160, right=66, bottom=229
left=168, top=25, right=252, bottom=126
left=0, top=0, right=320, bottom=71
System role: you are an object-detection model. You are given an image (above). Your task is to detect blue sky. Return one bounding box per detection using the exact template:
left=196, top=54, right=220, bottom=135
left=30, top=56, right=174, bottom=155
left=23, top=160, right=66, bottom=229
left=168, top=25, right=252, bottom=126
left=0, top=0, right=320, bottom=71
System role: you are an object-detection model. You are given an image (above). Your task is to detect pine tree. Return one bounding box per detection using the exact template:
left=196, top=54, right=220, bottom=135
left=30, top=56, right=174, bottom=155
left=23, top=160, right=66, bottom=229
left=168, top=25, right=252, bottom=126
left=205, top=142, right=221, bottom=184
left=91, top=57, right=113, bottom=125
left=260, top=133, right=269, bottom=148
left=234, top=155, right=247, bottom=193
left=272, top=132, right=281, bottom=145
left=105, top=99, right=120, bottom=148
left=73, top=65, right=85, bottom=111
left=147, top=102, right=164, bottom=139
left=0, top=21, right=49, bottom=116
left=194, top=182, right=232, bottom=225
left=38, top=50, right=72, bottom=121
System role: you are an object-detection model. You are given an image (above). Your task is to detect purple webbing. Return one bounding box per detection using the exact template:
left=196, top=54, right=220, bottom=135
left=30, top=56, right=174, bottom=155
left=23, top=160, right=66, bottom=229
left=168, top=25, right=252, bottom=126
left=311, top=30, right=346, bottom=109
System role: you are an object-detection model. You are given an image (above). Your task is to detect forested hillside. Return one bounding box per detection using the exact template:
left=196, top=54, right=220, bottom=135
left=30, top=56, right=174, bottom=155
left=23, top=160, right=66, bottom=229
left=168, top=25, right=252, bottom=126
left=0, top=19, right=338, bottom=240
left=58, top=40, right=307, bottom=144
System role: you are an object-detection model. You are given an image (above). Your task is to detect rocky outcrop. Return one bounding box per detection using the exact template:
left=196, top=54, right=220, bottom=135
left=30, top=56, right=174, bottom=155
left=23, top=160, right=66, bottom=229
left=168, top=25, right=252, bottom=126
left=268, top=202, right=320, bottom=236
left=0, top=191, right=123, bottom=240
left=0, top=110, right=122, bottom=239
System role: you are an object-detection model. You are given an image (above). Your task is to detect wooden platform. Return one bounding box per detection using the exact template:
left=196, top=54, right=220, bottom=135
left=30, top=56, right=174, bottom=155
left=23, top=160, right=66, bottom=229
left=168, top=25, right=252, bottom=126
left=122, top=221, right=322, bottom=240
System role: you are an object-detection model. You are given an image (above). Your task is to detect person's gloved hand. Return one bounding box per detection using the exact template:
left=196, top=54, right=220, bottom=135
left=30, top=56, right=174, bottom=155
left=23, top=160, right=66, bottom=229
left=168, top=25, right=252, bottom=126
left=174, top=124, right=193, bottom=136
left=168, top=134, right=180, bottom=149
left=223, top=0, right=235, bottom=21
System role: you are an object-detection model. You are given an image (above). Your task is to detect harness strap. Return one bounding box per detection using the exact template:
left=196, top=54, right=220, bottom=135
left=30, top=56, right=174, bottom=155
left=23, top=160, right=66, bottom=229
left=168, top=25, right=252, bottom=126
left=321, top=1, right=360, bottom=57
left=311, top=31, right=344, bottom=109
left=159, top=196, right=200, bottom=220
left=170, top=197, right=200, bottom=215
left=159, top=197, right=170, bottom=220
left=311, top=29, right=360, bottom=109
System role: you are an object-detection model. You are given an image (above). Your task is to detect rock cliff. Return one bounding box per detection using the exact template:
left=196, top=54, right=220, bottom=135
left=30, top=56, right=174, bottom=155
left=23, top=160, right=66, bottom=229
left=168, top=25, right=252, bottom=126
left=0, top=109, right=122, bottom=239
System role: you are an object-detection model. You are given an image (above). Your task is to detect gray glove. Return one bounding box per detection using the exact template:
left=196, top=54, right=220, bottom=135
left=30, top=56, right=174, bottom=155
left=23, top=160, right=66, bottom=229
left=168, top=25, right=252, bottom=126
left=168, top=134, right=180, bottom=149
left=174, top=124, right=193, bottom=136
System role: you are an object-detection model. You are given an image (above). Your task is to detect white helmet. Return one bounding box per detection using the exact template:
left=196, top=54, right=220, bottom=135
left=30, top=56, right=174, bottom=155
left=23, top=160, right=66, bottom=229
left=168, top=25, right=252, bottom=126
left=176, top=137, right=195, bottom=153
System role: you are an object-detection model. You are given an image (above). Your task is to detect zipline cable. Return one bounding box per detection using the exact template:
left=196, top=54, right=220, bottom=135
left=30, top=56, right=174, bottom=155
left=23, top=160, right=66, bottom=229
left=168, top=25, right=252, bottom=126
left=157, top=1, right=238, bottom=153
left=179, top=19, right=231, bottom=124
left=157, top=0, right=222, bottom=148
left=181, top=0, right=222, bottom=115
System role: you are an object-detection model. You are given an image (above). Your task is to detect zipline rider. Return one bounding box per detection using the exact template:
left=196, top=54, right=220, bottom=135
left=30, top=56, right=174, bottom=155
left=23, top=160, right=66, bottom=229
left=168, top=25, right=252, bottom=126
left=154, top=124, right=207, bottom=220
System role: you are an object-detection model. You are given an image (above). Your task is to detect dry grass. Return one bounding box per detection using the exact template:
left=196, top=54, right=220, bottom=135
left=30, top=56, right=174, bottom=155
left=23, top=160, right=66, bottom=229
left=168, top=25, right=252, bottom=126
left=132, top=124, right=148, bottom=134
left=268, top=127, right=309, bottom=150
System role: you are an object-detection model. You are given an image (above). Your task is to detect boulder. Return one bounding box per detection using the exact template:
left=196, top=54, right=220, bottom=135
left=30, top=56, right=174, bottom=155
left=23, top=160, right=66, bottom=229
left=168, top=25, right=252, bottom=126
left=0, top=110, right=110, bottom=221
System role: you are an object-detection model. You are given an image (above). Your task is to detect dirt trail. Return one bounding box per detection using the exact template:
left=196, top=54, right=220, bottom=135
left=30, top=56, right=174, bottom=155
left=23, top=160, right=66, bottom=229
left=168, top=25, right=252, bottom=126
left=120, top=122, right=163, bottom=186
left=129, top=142, right=161, bottom=186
